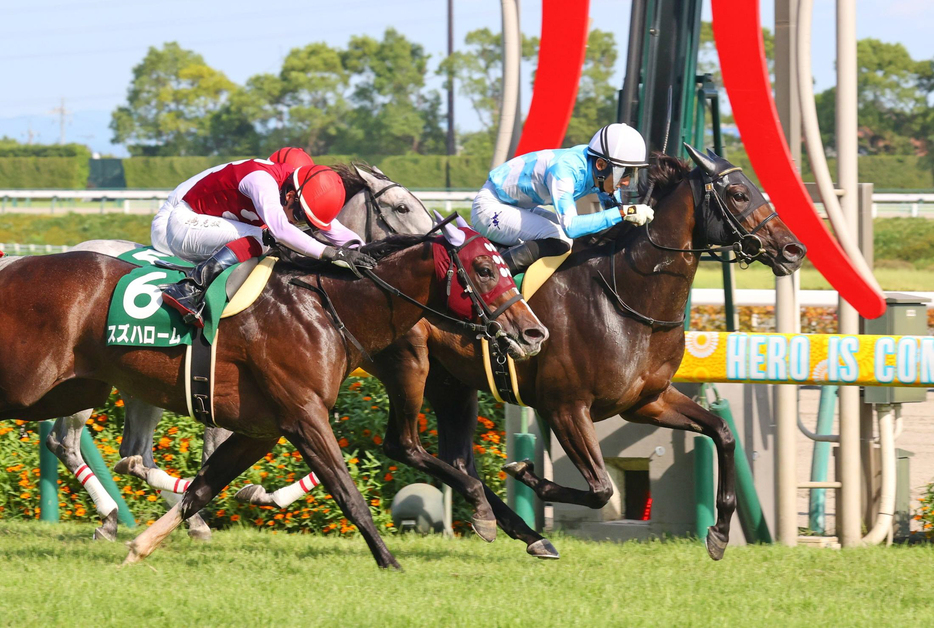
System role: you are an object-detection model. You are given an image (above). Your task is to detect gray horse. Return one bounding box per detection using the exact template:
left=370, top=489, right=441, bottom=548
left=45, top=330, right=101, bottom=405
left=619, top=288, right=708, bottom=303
left=37, top=164, right=434, bottom=541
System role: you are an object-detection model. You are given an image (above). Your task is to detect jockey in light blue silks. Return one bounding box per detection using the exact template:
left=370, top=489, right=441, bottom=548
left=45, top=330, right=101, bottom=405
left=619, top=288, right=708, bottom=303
left=471, top=123, right=656, bottom=274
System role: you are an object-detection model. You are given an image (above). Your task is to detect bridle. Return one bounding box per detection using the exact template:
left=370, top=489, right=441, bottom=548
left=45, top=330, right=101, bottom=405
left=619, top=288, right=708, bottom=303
left=362, top=179, right=434, bottom=242
left=362, top=221, right=524, bottom=344
left=645, top=166, right=777, bottom=268
left=597, top=165, right=777, bottom=328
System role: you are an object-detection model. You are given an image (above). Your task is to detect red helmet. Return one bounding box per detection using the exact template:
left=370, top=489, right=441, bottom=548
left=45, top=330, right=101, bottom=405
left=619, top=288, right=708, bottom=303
left=292, top=165, right=346, bottom=230
left=269, top=147, right=315, bottom=169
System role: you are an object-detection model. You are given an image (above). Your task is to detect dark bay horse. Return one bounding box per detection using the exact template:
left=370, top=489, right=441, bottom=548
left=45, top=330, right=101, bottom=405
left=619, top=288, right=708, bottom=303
left=0, top=222, right=547, bottom=568
left=245, top=145, right=805, bottom=560
left=30, top=162, right=434, bottom=542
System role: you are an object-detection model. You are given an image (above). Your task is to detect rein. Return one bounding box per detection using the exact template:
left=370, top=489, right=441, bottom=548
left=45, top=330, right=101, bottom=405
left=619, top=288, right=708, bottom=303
left=361, top=232, right=522, bottom=342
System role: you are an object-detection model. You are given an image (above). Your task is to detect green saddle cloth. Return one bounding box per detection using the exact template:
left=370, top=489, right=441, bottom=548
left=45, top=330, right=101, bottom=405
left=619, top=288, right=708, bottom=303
left=106, top=247, right=241, bottom=347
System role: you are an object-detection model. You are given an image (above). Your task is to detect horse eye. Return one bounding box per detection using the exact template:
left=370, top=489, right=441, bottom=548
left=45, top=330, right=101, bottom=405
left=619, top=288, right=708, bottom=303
left=396, top=204, right=409, bottom=214
left=478, top=267, right=494, bottom=279
left=734, top=192, right=748, bottom=202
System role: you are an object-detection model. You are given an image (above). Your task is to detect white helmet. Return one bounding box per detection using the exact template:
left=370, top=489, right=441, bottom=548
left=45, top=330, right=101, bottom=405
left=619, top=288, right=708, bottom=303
left=587, top=123, right=649, bottom=186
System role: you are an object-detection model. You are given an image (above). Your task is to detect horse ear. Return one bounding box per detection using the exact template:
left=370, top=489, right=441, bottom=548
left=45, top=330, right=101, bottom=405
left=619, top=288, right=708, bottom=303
left=371, top=165, right=386, bottom=176
left=706, top=148, right=720, bottom=159
left=455, top=214, right=469, bottom=228
left=432, top=210, right=465, bottom=246
left=353, top=163, right=381, bottom=190
left=683, top=142, right=717, bottom=176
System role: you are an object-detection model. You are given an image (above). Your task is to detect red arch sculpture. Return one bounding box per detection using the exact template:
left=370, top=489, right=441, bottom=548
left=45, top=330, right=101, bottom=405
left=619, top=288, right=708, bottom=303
left=514, top=0, right=591, bottom=154
left=711, top=0, right=885, bottom=319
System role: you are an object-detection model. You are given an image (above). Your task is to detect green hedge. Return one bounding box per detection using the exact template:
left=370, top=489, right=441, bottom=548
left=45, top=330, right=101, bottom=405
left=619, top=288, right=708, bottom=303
left=0, top=157, right=89, bottom=189
left=722, top=149, right=933, bottom=191
left=122, top=156, right=250, bottom=189
left=0, top=151, right=930, bottom=191
left=0, top=141, right=91, bottom=159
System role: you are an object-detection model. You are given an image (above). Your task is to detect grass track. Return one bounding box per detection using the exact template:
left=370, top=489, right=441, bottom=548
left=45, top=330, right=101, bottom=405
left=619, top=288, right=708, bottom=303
left=2, top=521, right=933, bottom=627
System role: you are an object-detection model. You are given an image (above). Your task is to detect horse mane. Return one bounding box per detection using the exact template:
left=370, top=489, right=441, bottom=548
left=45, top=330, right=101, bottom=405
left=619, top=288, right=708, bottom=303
left=582, top=152, right=692, bottom=248
left=330, top=161, right=390, bottom=200
left=639, top=152, right=692, bottom=208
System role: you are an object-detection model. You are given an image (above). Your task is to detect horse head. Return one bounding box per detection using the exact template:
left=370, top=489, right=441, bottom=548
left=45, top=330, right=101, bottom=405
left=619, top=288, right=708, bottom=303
left=683, top=143, right=806, bottom=276
left=434, top=215, right=548, bottom=359
left=335, top=163, right=435, bottom=240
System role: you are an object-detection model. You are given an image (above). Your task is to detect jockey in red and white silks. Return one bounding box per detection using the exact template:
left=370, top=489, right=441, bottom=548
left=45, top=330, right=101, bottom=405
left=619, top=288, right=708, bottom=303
left=153, top=156, right=375, bottom=327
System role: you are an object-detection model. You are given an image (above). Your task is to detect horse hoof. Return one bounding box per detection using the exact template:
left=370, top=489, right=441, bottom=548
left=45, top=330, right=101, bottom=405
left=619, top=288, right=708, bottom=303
left=526, top=538, right=560, bottom=559
left=188, top=527, right=212, bottom=542
left=705, top=527, right=728, bottom=561
left=234, top=484, right=273, bottom=506
left=502, top=459, right=534, bottom=479
left=122, top=541, right=144, bottom=567
left=114, top=455, right=145, bottom=479
left=93, top=510, right=118, bottom=542
left=471, top=517, right=497, bottom=543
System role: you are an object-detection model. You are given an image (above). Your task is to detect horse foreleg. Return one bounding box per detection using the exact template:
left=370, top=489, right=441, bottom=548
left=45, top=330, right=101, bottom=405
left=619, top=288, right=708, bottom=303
left=124, top=432, right=277, bottom=565
left=284, top=404, right=401, bottom=570
left=504, top=404, right=614, bottom=510
left=430, top=381, right=559, bottom=559
left=47, top=411, right=119, bottom=541
left=624, top=385, right=736, bottom=560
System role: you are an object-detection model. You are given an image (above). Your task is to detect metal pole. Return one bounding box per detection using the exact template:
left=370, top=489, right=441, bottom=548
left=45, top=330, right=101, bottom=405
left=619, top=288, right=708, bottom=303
left=618, top=0, right=648, bottom=125
left=38, top=421, right=59, bottom=522
left=446, top=0, right=456, bottom=158
left=774, top=0, right=800, bottom=547
left=491, top=0, right=520, bottom=168
left=836, top=0, right=861, bottom=548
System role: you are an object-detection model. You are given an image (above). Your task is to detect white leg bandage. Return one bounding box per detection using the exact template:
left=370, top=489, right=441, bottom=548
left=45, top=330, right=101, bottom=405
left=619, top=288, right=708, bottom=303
left=75, top=464, right=118, bottom=517
left=270, top=473, right=320, bottom=508
left=145, top=467, right=192, bottom=494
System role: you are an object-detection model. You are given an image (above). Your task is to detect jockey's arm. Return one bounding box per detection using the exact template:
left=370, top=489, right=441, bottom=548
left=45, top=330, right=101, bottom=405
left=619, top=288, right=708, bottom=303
left=547, top=166, right=623, bottom=239
left=240, top=171, right=329, bottom=259
left=317, top=218, right=363, bottom=249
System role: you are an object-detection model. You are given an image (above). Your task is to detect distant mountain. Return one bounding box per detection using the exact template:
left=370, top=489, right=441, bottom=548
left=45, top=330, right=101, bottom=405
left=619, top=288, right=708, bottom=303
left=0, top=109, right=127, bottom=157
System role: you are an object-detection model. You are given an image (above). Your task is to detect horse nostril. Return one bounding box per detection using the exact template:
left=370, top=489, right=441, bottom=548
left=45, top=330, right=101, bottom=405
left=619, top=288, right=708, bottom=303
left=782, top=242, right=805, bottom=261
left=523, top=327, right=547, bottom=343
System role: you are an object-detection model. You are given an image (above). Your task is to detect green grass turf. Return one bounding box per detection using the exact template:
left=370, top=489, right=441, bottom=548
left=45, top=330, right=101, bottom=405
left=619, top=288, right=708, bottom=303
left=2, top=521, right=933, bottom=627
left=695, top=263, right=934, bottom=292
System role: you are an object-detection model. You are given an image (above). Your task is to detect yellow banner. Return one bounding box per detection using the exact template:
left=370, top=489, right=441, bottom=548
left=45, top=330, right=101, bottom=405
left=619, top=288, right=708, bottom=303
left=675, top=332, right=934, bottom=386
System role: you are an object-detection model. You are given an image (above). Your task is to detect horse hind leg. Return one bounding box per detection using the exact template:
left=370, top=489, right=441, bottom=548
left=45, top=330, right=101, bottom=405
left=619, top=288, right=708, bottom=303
left=46, top=412, right=119, bottom=541
left=124, top=432, right=277, bottom=565
left=426, top=374, right=558, bottom=557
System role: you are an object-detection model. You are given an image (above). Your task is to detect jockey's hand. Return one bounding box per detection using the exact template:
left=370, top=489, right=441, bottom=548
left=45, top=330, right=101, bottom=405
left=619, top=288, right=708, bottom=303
left=620, top=204, right=655, bottom=227
left=321, top=246, right=377, bottom=276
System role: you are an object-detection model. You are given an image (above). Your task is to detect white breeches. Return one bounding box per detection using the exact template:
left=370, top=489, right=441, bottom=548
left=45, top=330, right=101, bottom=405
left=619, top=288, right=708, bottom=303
left=151, top=198, right=265, bottom=262
left=470, top=181, right=572, bottom=247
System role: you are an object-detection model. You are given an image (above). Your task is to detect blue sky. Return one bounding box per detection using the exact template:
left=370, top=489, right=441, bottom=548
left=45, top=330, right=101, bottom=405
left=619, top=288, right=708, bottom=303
left=0, top=0, right=930, bottom=156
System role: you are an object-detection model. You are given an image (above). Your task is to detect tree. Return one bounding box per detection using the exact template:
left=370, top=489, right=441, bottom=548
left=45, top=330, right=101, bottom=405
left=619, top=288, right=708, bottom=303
left=110, top=43, right=237, bottom=156
left=339, top=28, right=445, bottom=155
left=437, top=26, right=539, bottom=155
left=563, top=29, right=619, bottom=146
left=814, top=39, right=932, bottom=155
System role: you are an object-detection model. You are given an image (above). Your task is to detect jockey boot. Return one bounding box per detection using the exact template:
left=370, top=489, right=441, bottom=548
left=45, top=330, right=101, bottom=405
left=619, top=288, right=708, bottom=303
left=161, top=245, right=242, bottom=328
left=500, top=238, right=570, bottom=275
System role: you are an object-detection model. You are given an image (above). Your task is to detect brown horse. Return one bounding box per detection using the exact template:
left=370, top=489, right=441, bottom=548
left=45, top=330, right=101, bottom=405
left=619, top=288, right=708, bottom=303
left=0, top=222, right=547, bottom=568
left=354, top=146, right=805, bottom=560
